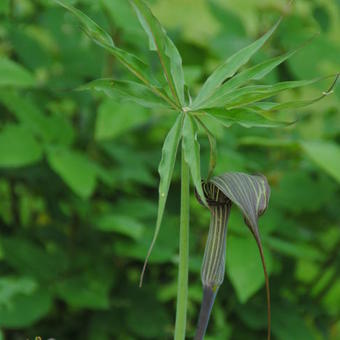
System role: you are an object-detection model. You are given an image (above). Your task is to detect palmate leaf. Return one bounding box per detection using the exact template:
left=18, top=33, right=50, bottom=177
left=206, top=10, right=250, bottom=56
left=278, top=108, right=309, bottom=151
left=209, top=172, right=271, bottom=340
left=249, top=73, right=339, bottom=112
left=55, top=0, right=164, bottom=95
left=130, top=0, right=185, bottom=106
left=55, top=0, right=114, bottom=48
left=192, top=17, right=282, bottom=109
left=200, top=108, right=293, bottom=129
left=139, top=113, right=184, bottom=286
left=182, top=115, right=207, bottom=206
left=198, top=37, right=317, bottom=109
left=196, top=117, right=217, bottom=180
left=77, top=78, right=169, bottom=109
left=200, top=77, right=327, bottom=109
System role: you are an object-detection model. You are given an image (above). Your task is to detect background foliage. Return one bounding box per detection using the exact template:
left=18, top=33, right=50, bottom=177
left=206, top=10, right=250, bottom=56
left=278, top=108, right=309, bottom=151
left=0, top=0, right=340, bottom=339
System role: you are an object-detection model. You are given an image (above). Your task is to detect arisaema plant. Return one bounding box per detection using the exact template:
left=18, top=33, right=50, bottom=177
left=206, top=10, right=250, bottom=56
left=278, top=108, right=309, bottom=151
left=56, top=0, right=338, bottom=339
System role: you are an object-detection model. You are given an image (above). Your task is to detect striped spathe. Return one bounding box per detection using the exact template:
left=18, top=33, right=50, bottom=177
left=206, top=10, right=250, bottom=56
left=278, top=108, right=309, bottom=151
left=195, top=172, right=271, bottom=340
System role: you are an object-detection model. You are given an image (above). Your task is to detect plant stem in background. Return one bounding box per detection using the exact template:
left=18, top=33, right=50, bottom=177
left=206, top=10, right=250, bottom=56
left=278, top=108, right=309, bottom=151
left=174, top=147, right=190, bottom=340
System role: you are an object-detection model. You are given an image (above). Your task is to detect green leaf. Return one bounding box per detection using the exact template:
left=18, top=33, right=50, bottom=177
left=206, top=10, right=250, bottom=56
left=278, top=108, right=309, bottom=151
left=238, top=136, right=298, bottom=149
left=0, top=277, right=37, bottom=308
left=47, top=147, right=97, bottom=198
left=130, top=0, right=185, bottom=106
left=272, top=170, right=335, bottom=213
left=301, top=141, right=340, bottom=183
left=192, top=18, right=281, bottom=108
left=0, top=57, right=36, bottom=88
left=56, top=0, right=156, bottom=87
left=182, top=115, right=207, bottom=206
left=126, top=289, right=171, bottom=338
left=95, top=100, right=149, bottom=141
left=200, top=77, right=325, bottom=109
left=0, top=290, right=52, bottom=328
left=0, top=90, right=50, bottom=140
left=115, top=217, right=178, bottom=264
left=140, top=114, right=183, bottom=286
left=54, top=273, right=112, bottom=310
left=0, top=90, right=74, bottom=145
left=196, top=117, right=217, bottom=180
left=54, top=0, right=114, bottom=48
left=272, top=304, right=316, bottom=340
left=94, top=214, right=144, bottom=240
left=0, top=0, right=9, bottom=15
left=266, top=236, right=323, bottom=261
left=78, top=78, right=169, bottom=109
left=0, top=124, right=43, bottom=168
left=248, top=74, right=339, bottom=112
left=0, top=237, right=69, bottom=281
left=227, top=235, right=273, bottom=303
left=202, top=109, right=293, bottom=128
left=201, top=40, right=314, bottom=109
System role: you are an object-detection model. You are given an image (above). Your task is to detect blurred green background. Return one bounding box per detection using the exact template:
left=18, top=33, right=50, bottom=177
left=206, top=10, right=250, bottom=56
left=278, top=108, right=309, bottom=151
left=0, top=0, right=340, bottom=339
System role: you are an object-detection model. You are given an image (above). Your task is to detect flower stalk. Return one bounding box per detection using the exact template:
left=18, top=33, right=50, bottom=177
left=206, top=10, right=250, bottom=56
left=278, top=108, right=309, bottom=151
left=174, top=147, right=190, bottom=340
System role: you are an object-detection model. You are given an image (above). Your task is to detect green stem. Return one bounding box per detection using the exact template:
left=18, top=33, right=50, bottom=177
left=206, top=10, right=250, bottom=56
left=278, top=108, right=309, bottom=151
left=174, top=145, right=190, bottom=340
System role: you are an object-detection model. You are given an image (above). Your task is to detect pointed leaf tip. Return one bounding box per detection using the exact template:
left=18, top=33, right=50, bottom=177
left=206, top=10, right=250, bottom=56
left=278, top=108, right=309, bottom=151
left=54, top=0, right=114, bottom=48
left=56, top=0, right=159, bottom=91
left=182, top=115, right=208, bottom=207
left=130, top=0, right=185, bottom=106
left=139, top=114, right=183, bottom=287
left=192, top=16, right=282, bottom=109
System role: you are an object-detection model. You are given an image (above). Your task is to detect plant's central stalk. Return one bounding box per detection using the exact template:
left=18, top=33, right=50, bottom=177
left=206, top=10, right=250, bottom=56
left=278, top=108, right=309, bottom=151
left=174, top=146, right=190, bottom=340
left=194, top=183, right=231, bottom=340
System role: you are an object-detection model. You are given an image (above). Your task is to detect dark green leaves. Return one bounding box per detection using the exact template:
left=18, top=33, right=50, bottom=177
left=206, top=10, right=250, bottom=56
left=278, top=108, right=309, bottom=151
left=301, top=141, right=340, bottom=184
left=0, top=57, right=36, bottom=88
left=198, top=40, right=314, bottom=109
left=0, top=290, right=52, bottom=328
left=47, top=147, right=97, bottom=199
left=130, top=0, right=185, bottom=106
left=196, top=118, right=217, bottom=180
left=199, top=77, right=326, bottom=109
left=55, top=0, right=157, bottom=89
left=203, top=108, right=293, bottom=129
left=55, top=0, right=114, bottom=48
left=78, top=78, right=168, bottom=109
left=0, top=125, right=43, bottom=167
left=140, top=114, right=183, bottom=286
left=192, top=18, right=281, bottom=109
